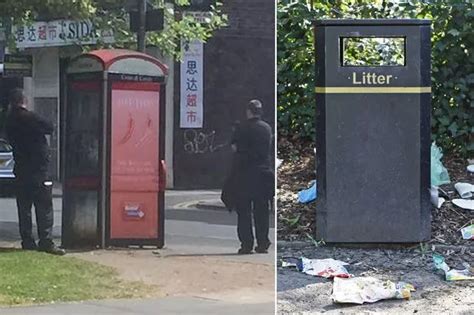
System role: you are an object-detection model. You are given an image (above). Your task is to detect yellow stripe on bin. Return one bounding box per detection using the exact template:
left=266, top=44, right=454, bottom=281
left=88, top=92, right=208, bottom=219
left=315, top=87, right=431, bottom=94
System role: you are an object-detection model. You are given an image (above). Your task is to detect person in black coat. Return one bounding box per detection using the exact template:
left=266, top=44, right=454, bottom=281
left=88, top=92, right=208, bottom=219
left=5, top=88, right=65, bottom=255
left=222, top=99, right=274, bottom=254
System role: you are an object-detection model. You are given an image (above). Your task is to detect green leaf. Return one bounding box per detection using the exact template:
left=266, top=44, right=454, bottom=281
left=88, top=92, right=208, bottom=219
left=448, top=121, right=458, bottom=136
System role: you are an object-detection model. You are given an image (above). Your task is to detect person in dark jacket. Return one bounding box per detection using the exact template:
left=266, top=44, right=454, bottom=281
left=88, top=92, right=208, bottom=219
left=224, top=99, right=274, bottom=254
left=5, top=88, right=65, bottom=255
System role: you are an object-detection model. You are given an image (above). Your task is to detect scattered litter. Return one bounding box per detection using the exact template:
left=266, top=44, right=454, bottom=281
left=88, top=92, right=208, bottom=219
left=431, top=142, right=450, bottom=186
left=300, top=257, right=351, bottom=278
left=281, top=257, right=298, bottom=268
left=430, top=186, right=445, bottom=208
left=454, top=182, right=474, bottom=199
left=332, top=277, right=415, bottom=304
left=276, top=158, right=283, bottom=169
left=468, top=165, right=474, bottom=173
left=461, top=225, right=474, bottom=240
left=452, top=199, right=474, bottom=211
left=282, top=257, right=351, bottom=279
left=298, top=181, right=317, bottom=203
left=433, top=253, right=474, bottom=281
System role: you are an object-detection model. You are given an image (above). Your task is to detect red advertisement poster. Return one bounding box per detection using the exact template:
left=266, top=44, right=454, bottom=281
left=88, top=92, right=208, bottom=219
left=110, top=87, right=160, bottom=239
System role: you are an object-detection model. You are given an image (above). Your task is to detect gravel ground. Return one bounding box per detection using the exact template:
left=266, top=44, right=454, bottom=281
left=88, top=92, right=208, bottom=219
left=277, top=243, right=474, bottom=314
left=277, top=138, right=473, bottom=314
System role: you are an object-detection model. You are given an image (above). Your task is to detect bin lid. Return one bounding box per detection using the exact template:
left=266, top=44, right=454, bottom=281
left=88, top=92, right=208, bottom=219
left=67, top=49, right=168, bottom=77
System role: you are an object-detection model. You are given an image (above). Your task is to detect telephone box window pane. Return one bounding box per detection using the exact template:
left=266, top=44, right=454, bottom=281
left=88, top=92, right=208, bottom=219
left=341, top=37, right=405, bottom=66
left=66, top=86, right=100, bottom=177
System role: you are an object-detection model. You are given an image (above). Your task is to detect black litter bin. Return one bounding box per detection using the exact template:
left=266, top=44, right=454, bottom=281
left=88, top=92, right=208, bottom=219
left=314, top=19, right=431, bottom=243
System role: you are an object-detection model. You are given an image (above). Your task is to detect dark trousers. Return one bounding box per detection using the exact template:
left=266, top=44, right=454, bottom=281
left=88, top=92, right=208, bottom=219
left=236, top=198, right=271, bottom=250
left=15, top=180, right=54, bottom=248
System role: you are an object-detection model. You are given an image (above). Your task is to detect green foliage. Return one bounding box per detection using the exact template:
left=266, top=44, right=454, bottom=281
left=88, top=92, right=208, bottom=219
left=424, top=1, right=474, bottom=154
left=278, top=0, right=473, bottom=156
left=0, top=0, right=227, bottom=59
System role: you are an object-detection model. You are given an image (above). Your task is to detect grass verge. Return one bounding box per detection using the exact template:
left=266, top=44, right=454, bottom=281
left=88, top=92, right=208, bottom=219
left=0, top=249, right=152, bottom=306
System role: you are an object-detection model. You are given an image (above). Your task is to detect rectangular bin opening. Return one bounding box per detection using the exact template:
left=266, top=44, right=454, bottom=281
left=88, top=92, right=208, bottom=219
left=341, top=37, right=406, bottom=67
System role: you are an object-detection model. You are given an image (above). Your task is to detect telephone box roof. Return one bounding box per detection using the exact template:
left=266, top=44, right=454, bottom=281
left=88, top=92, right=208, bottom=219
left=68, top=49, right=168, bottom=77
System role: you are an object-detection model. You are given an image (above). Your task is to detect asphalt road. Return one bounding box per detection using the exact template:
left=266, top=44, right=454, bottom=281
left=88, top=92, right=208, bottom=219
left=0, top=190, right=275, bottom=261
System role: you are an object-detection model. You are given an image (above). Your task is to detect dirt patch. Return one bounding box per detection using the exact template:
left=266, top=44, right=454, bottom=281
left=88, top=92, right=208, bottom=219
left=277, top=138, right=316, bottom=241
left=278, top=243, right=474, bottom=314
left=432, top=154, right=474, bottom=246
left=277, top=137, right=474, bottom=245
left=73, top=249, right=275, bottom=304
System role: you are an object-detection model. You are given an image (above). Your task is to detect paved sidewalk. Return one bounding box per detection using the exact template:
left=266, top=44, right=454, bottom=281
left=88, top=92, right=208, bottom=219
left=0, top=297, right=274, bottom=315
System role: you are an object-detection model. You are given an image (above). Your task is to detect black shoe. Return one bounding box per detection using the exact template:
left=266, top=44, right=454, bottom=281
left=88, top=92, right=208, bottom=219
left=38, top=244, right=66, bottom=256
left=237, top=247, right=253, bottom=255
left=21, top=241, right=38, bottom=251
left=255, top=246, right=268, bottom=254
left=255, top=242, right=271, bottom=254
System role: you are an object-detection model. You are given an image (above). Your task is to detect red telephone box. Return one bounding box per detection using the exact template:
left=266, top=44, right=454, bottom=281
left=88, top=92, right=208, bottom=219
left=62, top=49, right=168, bottom=248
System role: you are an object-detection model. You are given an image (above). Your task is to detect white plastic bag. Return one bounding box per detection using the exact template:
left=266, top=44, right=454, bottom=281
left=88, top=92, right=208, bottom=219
left=454, top=182, right=474, bottom=199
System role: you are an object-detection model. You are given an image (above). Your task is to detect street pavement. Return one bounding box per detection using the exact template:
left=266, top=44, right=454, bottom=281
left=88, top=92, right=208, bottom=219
left=0, top=189, right=275, bottom=314
left=0, top=189, right=275, bottom=263
left=0, top=297, right=274, bottom=315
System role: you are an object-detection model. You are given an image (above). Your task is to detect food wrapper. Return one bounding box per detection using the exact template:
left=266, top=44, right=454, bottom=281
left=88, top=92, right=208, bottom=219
left=433, top=253, right=474, bottom=281
left=298, top=257, right=352, bottom=278
left=332, top=277, right=415, bottom=304
left=281, top=259, right=298, bottom=268
left=281, top=257, right=352, bottom=279
left=461, top=225, right=474, bottom=240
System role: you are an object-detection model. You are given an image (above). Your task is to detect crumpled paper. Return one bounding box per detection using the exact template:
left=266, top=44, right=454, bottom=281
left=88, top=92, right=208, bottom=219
left=452, top=199, right=474, bottom=211
left=299, top=257, right=351, bottom=278
left=454, top=182, right=474, bottom=199
left=282, top=257, right=351, bottom=279
left=332, top=276, right=415, bottom=304
left=430, top=186, right=446, bottom=209
left=461, top=225, right=474, bottom=240
left=276, top=158, right=283, bottom=169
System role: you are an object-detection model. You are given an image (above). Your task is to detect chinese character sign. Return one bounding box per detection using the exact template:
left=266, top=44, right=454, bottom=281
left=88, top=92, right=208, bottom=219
left=180, top=40, right=203, bottom=128
left=13, top=20, right=114, bottom=48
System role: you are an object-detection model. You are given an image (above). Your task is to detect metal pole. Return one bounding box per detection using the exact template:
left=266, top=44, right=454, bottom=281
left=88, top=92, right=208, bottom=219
left=137, top=0, right=146, bottom=52
left=101, top=72, right=108, bottom=249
